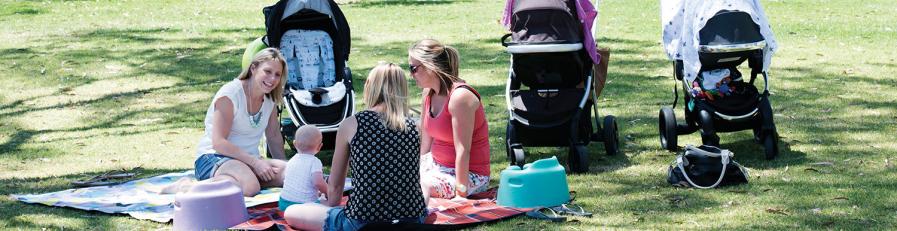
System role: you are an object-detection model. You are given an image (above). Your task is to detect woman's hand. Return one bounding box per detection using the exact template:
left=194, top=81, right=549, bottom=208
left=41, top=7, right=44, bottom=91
left=250, top=158, right=277, bottom=182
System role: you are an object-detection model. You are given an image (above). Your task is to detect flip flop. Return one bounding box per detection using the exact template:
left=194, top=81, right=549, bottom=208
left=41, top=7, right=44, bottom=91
left=72, top=167, right=141, bottom=187
left=550, top=203, right=593, bottom=218
left=525, top=207, right=567, bottom=222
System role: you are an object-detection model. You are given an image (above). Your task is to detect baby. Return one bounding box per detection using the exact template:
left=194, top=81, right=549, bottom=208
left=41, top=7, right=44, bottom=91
left=279, top=125, right=328, bottom=211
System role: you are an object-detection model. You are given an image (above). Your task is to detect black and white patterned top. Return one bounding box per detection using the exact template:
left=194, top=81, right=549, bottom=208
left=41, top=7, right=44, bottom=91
left=346, top=110, right=426, bottom=221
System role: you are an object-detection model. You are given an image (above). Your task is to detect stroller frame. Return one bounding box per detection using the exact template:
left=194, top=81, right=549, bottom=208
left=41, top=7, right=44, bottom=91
left=503, top=47, right=620, bottom=174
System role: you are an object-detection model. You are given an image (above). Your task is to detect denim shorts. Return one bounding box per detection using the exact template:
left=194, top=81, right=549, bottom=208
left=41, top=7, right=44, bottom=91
left=323, top=207, right=425, bottom=231
left=194, top=154, right=234, bottom=180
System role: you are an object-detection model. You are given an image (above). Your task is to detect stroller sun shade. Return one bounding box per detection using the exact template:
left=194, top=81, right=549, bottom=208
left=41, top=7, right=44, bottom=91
left=699, top=11, right=763, bottom=46
left=661, top=0, right=778, bottom=84
left=507, top=0, right=581, bottom=45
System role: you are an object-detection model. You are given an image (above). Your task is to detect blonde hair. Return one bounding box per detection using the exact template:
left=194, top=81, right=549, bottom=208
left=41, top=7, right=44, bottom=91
left=408, top=39, right=461, bottom=95
left=363, top=62, right=410, bottom=131
left=238, top=48, right=288, bottom=105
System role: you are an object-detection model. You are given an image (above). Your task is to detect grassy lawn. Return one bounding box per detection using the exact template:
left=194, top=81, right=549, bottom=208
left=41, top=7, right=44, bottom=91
left=1, top=0, right=896, bottom=230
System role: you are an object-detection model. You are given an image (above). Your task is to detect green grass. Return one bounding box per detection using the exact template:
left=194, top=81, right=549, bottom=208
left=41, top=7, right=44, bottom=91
left=2, top=0, right=896, bottom=230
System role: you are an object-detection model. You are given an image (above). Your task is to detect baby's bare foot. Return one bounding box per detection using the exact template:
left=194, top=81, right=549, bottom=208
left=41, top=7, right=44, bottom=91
left=160, top=177, right=195, bottom=194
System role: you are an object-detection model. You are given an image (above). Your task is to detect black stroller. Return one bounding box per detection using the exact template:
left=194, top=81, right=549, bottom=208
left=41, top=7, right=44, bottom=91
left=659, top=1, right=780, bottom=159
left=248, top=0, right=354, bottom=150
left=500, top=0, right=619, bottom=173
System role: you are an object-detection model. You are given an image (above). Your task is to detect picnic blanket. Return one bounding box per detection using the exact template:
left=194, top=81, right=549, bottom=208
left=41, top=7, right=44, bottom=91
left=10, top=171, right=281, bottom=222
left=231, top=188, right=531, bottom=230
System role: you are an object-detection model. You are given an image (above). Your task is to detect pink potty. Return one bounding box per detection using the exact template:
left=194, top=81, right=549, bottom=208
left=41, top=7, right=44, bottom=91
left=173, top=179, right=249, bottom=230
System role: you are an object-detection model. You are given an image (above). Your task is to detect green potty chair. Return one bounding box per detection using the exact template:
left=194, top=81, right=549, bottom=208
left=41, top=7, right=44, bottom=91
left=497, top=156, right=570, bottom=208
left=241, top=37, right=267, bottom=70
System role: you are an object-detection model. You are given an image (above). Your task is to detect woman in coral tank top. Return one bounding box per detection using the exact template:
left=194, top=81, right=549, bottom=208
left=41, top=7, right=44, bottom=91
left=409, top=39, right=491, bottom=199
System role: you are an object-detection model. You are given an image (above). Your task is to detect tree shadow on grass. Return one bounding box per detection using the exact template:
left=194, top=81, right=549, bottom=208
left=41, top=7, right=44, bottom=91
left=0, top=27, right=261, bottom=158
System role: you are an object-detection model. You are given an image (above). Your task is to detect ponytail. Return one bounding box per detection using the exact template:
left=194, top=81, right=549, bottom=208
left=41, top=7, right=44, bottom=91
left=409, top=39, right=463, bottom=95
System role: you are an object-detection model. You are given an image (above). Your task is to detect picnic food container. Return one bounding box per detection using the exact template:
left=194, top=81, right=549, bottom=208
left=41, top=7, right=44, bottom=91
left=173, top=179, right=249, bottom=230
left=497, top=156, right=570, bottom=208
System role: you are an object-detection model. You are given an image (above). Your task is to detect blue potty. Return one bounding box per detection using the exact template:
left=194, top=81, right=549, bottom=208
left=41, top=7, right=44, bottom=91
left=497, top=156, right=570, bottom=208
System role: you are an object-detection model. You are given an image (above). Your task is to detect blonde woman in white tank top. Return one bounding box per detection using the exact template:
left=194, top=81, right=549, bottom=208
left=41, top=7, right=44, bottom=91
left=190, top=48, right=290, bottom=197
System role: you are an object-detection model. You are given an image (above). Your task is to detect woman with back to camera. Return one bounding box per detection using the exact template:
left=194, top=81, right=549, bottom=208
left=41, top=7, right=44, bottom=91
left=283, top=62, right=427, bottom=231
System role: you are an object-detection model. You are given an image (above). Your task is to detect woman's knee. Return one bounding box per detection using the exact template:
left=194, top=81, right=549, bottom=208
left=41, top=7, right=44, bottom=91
left=284, top=203, right=330, bottom=231
left=215, top=160, right=261, bottom=196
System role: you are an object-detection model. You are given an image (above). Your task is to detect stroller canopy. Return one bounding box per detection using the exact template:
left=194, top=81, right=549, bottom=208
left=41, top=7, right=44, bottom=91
left=661, top=0, right=777, bottom=84
left=281, top=0, right=334, bottom=20
left=502, top=0, right=601, bottom=64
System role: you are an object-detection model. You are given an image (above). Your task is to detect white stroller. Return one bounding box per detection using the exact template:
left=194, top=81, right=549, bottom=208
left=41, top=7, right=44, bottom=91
left=659, top=0, right=780, bottom=159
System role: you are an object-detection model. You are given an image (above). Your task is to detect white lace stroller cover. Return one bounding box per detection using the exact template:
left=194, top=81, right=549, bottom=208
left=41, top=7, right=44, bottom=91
left=280, top=29, right=343, bottom=107
left=661, top=0, right=778, bottom=84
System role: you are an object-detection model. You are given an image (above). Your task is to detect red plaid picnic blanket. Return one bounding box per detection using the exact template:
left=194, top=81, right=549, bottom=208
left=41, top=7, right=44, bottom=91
left=231, top=188, right=530, bottom=230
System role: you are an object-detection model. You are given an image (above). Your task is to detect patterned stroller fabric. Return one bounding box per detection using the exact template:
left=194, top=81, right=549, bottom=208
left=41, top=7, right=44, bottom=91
left=280, top=29, right=337, bottom=91
left=265, top=0, right=353, bottom=130
left=661, top=0, right=778, bottom=84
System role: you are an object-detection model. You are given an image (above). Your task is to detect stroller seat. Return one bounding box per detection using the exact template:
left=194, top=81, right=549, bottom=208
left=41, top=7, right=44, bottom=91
left=281, top=29, right=337, bottom=91
left=700, top=80, right=760, bottom=120
left=511, top=88, right=585, bottom=127
left=280, top=29, right=346, bottom=109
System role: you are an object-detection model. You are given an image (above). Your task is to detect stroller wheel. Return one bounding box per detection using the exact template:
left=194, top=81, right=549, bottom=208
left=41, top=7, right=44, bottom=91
left=602, top=115, right=619, bottom=155
left=510, top=147, right=526, bottom=169
left=659, top=106, right=678, bottom=151
left=699, top=110, right=720, bottom=146
left=505, top=122, right=525, bottom=168
left=568, top=145, right=590, bottom=173
left=763, top=131, right=779, bottom=160
left=752, top=127, right=762, bottom=143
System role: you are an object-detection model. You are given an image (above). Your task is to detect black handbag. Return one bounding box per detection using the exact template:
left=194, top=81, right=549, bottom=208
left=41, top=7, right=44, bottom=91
left=667, top=145, right=749, bottom=188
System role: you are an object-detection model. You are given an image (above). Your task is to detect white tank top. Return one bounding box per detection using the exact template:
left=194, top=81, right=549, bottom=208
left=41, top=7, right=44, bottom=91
left=195, top=79, right=275, bottom=158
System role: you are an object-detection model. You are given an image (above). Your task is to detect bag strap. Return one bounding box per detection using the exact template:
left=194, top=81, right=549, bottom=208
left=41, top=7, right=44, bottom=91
left=676, top=145, right=732, bottom=189
left=454, top=85, right=481, bottom=101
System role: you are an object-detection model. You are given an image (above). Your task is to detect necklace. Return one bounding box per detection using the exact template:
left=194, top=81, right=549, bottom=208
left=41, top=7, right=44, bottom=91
left=247, top=80, right=263, bottom=128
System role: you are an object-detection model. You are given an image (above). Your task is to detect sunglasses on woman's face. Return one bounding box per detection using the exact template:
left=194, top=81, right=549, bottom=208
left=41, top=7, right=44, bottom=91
left=409, top=64, right=420, bottom=74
